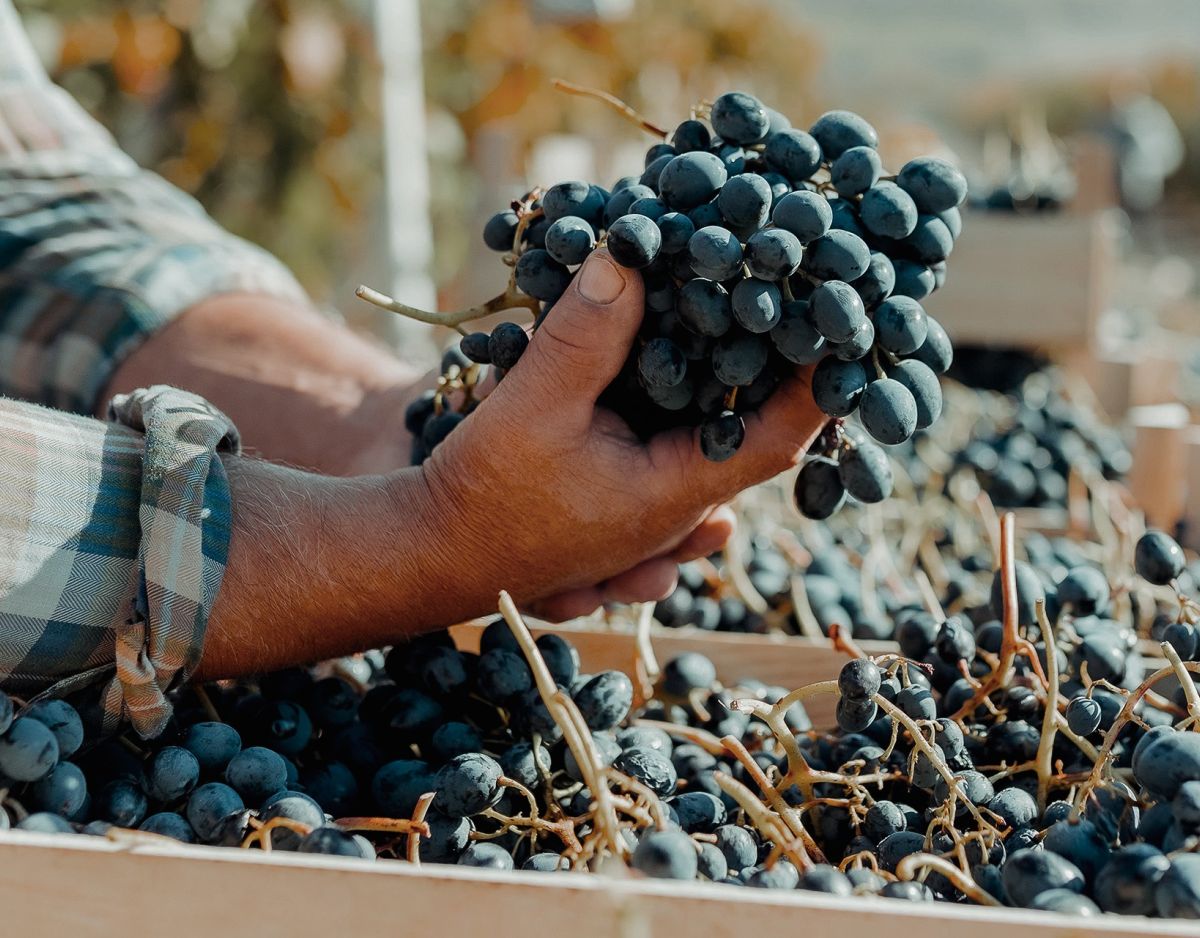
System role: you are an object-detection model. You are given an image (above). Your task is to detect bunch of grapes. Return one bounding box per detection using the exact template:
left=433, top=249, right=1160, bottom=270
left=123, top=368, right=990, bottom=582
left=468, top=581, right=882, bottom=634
left=387, top=90, right=966, bottom=521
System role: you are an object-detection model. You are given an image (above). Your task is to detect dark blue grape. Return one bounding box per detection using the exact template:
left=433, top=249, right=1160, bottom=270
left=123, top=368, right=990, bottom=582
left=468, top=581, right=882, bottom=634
left=891, top=258, right=936, bottom=300
left=744, top=228, right=802, bottom=281
left=717, top=173, right=772, bottom=228
left=299, top=827, right=372, bottom=859
left=799, top=865, right=853, bottom=896
left=1066, top=696, right=1103, bottom=736
left=139, top=812, right=196, bottom=843
left=458, top=841, right=515, bottom=870
left=640, top=155, right=674, bottom=192
left=987, top=787, right=1037, bottom=829
left=514, top=248, right=571, bottom=301
left=864, top=801, right=906, bottom=843
left=811, top=356, right=868, bottom=417
left=459, top=331, right=491, bottom=365
left=419, top=810, right=471, bottom=862
left=17, top=812, right=73, bottom=834
left=700, top=411, right=745, bottom=462
left=853, top=251, right=896, bottom=307
left=488, top=322, right=529, bottom=371
left=1095, top=844, right=1170, bottom=915
left=809, top=280, right=866, bottom=343
left=888, top=359, right=942, bottom=429
left=523, top=852, right=570, bottom=872
left=688, top=200, right=723, bottom=230
left=544, top=216, right=596, bottom=265
left=836, top=696, right=878, bottom=732
left=711, top=332, right=769, bottom=387
left=763, top=128, right=822, bottom=180
left=905, top=214, right=955, bottom=263
left=644, top=143, right=677, bottom=168
left=656, top=211, right=695, bottom=254
left=638, top=337, right=687, bottom=388
left=181, top=722, right=241, bottom=775
left=29, top=761, right=87, bottom=818
left=430, top=722, right=484, bottom=763
left=564, top=733, right=621, bottom=784
left=832, top=319, right=874, bottom=361
left=646, top=376, right=694, bottom=411
left=146, top=746, right=201, bottom=803
left=632, top=829, right=698, bottom=880
left=810, top=110, right=878, bottom=159
left=688, top=225, right=743, bottom=280
left=476, top=648, right=533, bottom=704
left=672, top=119, right=711, bottom=153
left=715, top=145, right=746, bottom=176
left=1135, top=530, right=1185, bottom=585
left=542, top=181, right=604, bottom=224
left=772, top=189, right=832, bottom=243
left=499, top=742, right=552, bottom=790
left=535, top=634, right=579, bottom=687
left=909, top=315, right=953, bottom=373
left=224, top=747, right=287, bottom=805
left=658, top=152, right=728, bottom=211
left=613, top=747, right=677, bottom=796
left=802, top=229, right=871, bottom=281
left=938, top=205, right=963, bottom=239
left=731, top=278, right=782, bottom=333
left=604, top=183, right=656, bottom=226
left=1133, top=732, right=1200, bottom=801
left=760, top=171, right=791, bottom=207
left=710, top=91, right=770, bottom=145
left=434, top=752, right=503, bottom=818
left=95, top=779, right=148, bottom=828
left=859, top=181, right=919, bottom=239
left=24, top=700, right=83, bottom=760
left=859, top=378, right=917, bottom=445
left=1003, top=848, right=1086, bottom=908
left=770, top=300, right=824, bottom=364
left=874, top=296, right=928, bottom=355
left=794, top=457, right=846, bottom=520
left=372, top=759, right=435, bottom=817
left=482, top=210, right=519, bottom=251
left=838, top=442, right=893, bottom=503
left=831, top=146, right=882, bottom=197
left=0, top=716, right=58, bottom=781
left=607, top=213, right=662, bottom=269
left=897, top=157, right=968, bottom=213
left=875, top=830, right=925, bottom=872
left=573, top=671, right=633, bottom=731
left=421, top=411, right=463, bottom=452
left=677, top=279, right=732, bottom=337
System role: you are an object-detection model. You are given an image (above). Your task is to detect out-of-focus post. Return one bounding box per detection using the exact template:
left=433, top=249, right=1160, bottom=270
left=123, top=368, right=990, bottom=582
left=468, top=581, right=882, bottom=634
left=375, top=0, right=437, bottom=361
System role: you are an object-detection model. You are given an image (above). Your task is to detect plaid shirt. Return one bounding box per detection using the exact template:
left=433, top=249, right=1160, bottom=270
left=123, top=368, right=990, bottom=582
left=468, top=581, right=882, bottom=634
left=0, top=2, right=305, bottom=735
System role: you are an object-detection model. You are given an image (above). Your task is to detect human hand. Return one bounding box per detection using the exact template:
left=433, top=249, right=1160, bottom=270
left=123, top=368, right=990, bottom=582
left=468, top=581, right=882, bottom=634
left=416, top=248, right=827, bottom=619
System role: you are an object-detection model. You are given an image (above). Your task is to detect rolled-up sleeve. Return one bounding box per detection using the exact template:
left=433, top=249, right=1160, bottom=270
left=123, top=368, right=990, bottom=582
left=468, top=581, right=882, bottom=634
left=0, top=0, right=307, bottom=415
left=0, top=386, right=238, bottom=738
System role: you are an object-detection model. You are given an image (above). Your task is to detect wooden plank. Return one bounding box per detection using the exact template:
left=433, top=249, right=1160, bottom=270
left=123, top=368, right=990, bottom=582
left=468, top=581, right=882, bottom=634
left=1127, top=404, right=1190, bottom=531
left=0, top=831, right=1194, bottom=938
left=923, top=211, right=1116, bottom=348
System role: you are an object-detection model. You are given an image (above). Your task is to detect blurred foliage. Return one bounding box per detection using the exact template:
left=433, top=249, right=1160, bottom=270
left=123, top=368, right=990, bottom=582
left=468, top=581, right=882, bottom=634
left=16, top=0, right=384, bottom=306
left=420, top=0, right=820, bottom=293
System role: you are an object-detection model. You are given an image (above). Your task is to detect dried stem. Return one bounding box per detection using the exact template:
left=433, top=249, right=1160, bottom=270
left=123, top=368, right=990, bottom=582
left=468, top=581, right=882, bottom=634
left=1034, top=600, right=1060, bottom=813
left=407, top=791, right=435, bottom=864
left=897, top=853, right=1002, bottom=906
left=356, top=283, right=539, bottom=329
left=552, top=79, right=669, bottom=138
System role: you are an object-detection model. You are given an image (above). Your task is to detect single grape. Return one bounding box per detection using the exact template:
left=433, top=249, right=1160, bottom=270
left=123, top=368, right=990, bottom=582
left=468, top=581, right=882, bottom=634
left=24, top=700, right=83, bottom=760
left=606, top=213, right=662, bottom=269
left=897, top=156, right=968, bottom=213
left=647, top=375, right=695, bottom=411
left=1066, top=696, right=1103, bottom=737
left=0, top=717, right=58, bottom=782
left=853, top=251, right=896, bottom=307
left=831, top=146, right=882, bottom=197
left=482, top=210, right=519, bottom=251
left=811, top=357, right=869, bottom=417
left=794, top=457, right=846, bottom=520
left=488, top=322, right=529, bottom=370
left=514, top=248, right=571, bottom=301
left=770, top=300, right=825, bottom=364
left=832, top=319, right=874, bottom=361
left=28, top=761, right=87, bottom=818
left=859, top=181, right=919, bottom=239
left=909, top=316, right=953, bottom=373
left=458, top=842, right=515, bottom=870
left=629, top=195, right=669, bottom=221
left=743, top=228, right=802, bottom=281
left=688, top=201, right=723, bottom=230
left=688, top=225, right=743, bottom=280
left=638, top=337, right=688, bottom=389
left=836, top=696, right=878, bottom=732
left=542, top=180, right=605, bottom=224
left=434, top=752, right=503, bottom=818
left=699, top=411, right=745, bottom=462
left=711, top=333, right=769, bottom=387
left=139, top=812, right=197, bottom=843
left=715, top=144, right=747, bottom=176
left=717, top=173, right=772, bottom=229
left=671, top=119, right=711, bottom=153
left=225, top=746, right=287, bottom=805
left=771, top=189, right=832, bottom=243
left=838, top=442, right=894, bottom=503
left=544, top=216, right=596, bottom=265
left=710, top=91, right=770, bottom=145
left=640, top=155, right=674, bottom=192
left=573, top=671, right=634, bottom=731
left=1135, top=530, right=1185, bottom=585
left=802, top=229, right=871, bottom=281
left=891, top=258, right=936, bottom=300
left=809, top=110, right=878, bottom=159
left=677, top=279, right=733, bottom=337
left=181, top=722, right=242, bottom=775
left=873, top=295, right=928, bottom=355
left=858, top=378, right=918, bottom=445
left=904, top=214, right=955, bottom=264
left=656, top=211, right=695, bottom=254
left=838, top=658, right=882, bottom=700
left=809, top=280, right=866, bottom=343
left=731, top=278, right=783, bottom=333
left=146, top=746, right=201, bottom=803
left=889, top=358, right=942, bottom=428
left=459, top=331, right=491, bottom=365
left=763, top=128, right=822, bottom=180
left=604, top=183, right=656, bottom=226
left=658, top=152, right=728, bottom=211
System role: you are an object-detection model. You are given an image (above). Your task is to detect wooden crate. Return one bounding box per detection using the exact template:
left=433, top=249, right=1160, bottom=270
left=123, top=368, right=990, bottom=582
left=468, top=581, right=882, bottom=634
left=4, top=830, right=1199, bottom=938
left=923, top=210, right=1117, bottom=349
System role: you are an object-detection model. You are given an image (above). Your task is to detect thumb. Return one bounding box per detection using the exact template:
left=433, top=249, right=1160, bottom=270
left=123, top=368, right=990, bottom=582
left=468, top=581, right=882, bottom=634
left=511, top=248, right=644, bottom=403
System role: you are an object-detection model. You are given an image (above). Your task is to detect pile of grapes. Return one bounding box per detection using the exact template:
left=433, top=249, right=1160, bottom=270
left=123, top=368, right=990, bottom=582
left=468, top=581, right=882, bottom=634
left=1, top=523, right=1199, bottom=919
left=378, top=90, right=967, bottom=518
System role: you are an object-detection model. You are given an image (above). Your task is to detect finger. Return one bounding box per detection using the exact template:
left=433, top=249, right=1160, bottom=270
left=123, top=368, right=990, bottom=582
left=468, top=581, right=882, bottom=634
left=528, top=586, right=605, bottom=623
left=671, top=504, right=737, bottom=562
left=602, top=556, right=679, bottom=605
left=505, top=249, right=644, bottom=408
left=653, top=366, right=826, bottom=503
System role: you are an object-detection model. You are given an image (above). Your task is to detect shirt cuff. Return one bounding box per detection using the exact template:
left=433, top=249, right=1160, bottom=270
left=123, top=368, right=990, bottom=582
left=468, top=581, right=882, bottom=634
left=99, top=385, right=239, bottom=738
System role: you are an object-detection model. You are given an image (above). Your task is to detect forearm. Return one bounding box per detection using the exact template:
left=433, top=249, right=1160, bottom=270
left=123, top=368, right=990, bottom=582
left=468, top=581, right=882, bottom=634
left=195, top=460, right=465, bottom=680
left=101, top=293, right=425, bottom=475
